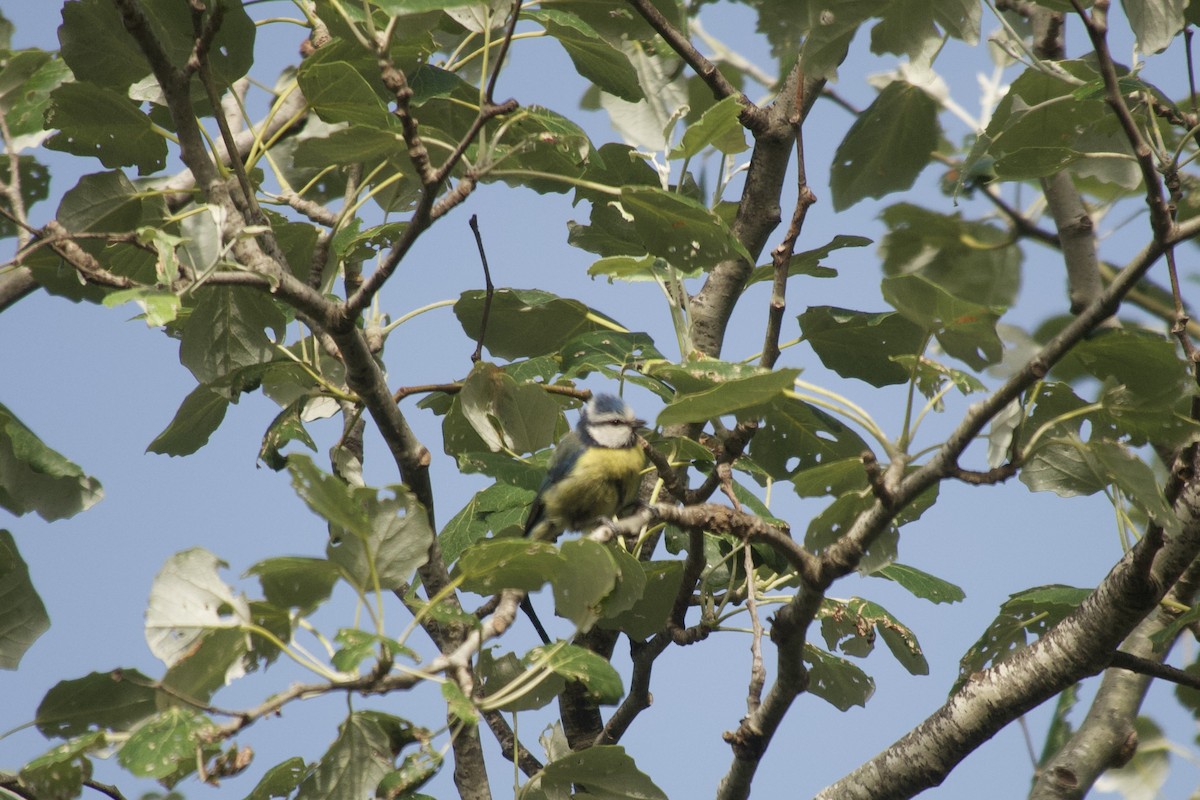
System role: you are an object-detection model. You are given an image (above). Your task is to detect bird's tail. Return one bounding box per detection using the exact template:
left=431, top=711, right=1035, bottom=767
left=520, top=595, right=552, bottom=645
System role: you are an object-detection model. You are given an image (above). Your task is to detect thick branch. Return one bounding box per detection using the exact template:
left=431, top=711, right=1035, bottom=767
left=716, top=214, right=1200, bottom=799
left=1028, top=460, right=1200, bottom=797
left=689, top=65, right=822, bottom=357
left=818, top=471, right=1200, bottom=799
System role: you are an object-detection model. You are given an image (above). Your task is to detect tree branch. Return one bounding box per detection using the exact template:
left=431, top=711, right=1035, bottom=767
left=689, top=64, right=822, bottom=357
left=624, top=0, right=753, bottom=114
left=819, top=465, right=1200, bottom=799
left=1069, top=0, right=1174, bottom=240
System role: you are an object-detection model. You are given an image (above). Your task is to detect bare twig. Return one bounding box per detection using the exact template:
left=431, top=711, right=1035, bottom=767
left=485, top=0, right=523, bottom=104
left=761, top=78, right=814, bottom=369
left=468, top=214, right=496, bottom=363
left=742, top=541, right=765, bottom=717
left=341, top=35, right=520, bottom=321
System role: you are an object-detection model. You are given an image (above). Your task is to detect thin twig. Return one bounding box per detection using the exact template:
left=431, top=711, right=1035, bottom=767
left=468, top=214, right=496, bottom=363
left=742, top=540, right=765, bottom=716
left=761, top=78, right=814, bottom=369
left=485, top=0, right=523, bottom=104
left=1109, top=650, right=1200, bottom=690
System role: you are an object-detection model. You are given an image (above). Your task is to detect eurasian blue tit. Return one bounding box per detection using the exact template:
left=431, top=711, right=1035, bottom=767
left=520, top=393, right=646, bottom=643
left=524, top=393, right=646, bottom=540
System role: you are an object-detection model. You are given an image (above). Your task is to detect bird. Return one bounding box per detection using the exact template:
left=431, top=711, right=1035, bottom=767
left=520, top=393, right=646, bottom=643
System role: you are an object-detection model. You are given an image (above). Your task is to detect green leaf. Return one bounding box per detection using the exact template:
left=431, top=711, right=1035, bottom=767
left=955, top=584, right=1090, bottom=691
left=295, top=60, right=392, bottom=128
left=880, top=204, right=1021, bottom=308
left=799, top=307, right=926, bottom=387
left=561, top=330, right=666, bottom=383
left=962, top=64, right=1112, bottom=183
left=819, top=597, right=929, bottom=675
left=597, top=546, right=647, bottom=619
left=658, top=367, right=800, bottom=426
left=0, top=402, right=103, bottom=521
left=587, top=254, right=672, bottom=283
left=0, top=157, right=51, bottom=239
left=796, top=0, right=886, bottom=81
left=1124, top=0, right=1186, bottom=53
left=439, top=483, right=536, bottom=565
left=145, top=548, right=251, bottom=668
left=890, top=354, right=986, bottom=403
left=17, top=732, right=105, bottom=800
left=743, top=234, right=870, bottom=287
left=598, top=561, right=684, bottom=640
left=451, top=362, right=562, bottom=454
left=881, top=273, right=1003, bottom=368
left=36, top=670, right=158, bottom=738
left=530, top=643, right=624, bottom=704
left=60, top=0, right=253, bottom=91
left=488, top=106, right=594, bottom=194
left=874, top=562, right=966, bottom=604
left=159, top=627, right=250, bottom=705
left=870, top=0, right=980, bottom=55
left=258, top=397, right=319, bottom=470
left=146, top=385, right=230, bottom=457
left=618, top=187, right=753, bottom=272
left=179, top=286, right=286, bottom=385
left=478, top=648, right=565, bottom=712
left=749, top=395, right=870, bottom=481
left=245, top=557, right=341, bottom=615
left=379, top=749, right=441, bottom=797
left=0, top=51, right=66, bottom=142
left=455, top=288, right=624, bottom=360
left=528, top=10, right=643, bottom=102
left=0, top=531, right=49, bottom=670
left=791, top=458, right=870, bottom=498
left=1058, top=328, right=1190, bottom=410
left=295, top=712, right=401, bottom=800
left=1020, top=438, right=1178, bottom=534
left=56, top=170, right=149, bottom=232
left=103, top=286, right=181, bottom=326
left=453, top=538, right=563, bottom=594
left=831, top=81, right=940, bottom=210
left=536, top=745, right=667, bottom=800
left=331, top=629, right=415, bottom=673
left=373, top=0, right=489, bottom=12
left=287, top=455, right=435, bottom=590
left=552, top=538, right=619, bottom=629
left=58, top=0, right=152, bottom=90
left=803, top=644, right=875, bottom=711
left=45, top=82, right=167, bottom=174
left=670, top=95, right=748, bottom=158
left=244, top=757, right=309, bottom=800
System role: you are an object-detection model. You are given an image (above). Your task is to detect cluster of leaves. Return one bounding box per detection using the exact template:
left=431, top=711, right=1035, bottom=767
left=1, top=0, right=1200, bottom=798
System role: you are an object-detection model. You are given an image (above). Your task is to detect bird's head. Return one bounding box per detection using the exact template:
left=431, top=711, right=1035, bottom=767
left=579, top=394, right=644, bottom=449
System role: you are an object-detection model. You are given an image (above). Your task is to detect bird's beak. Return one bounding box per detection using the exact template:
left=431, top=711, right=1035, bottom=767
left=632, top=417, right=647, bottom=430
